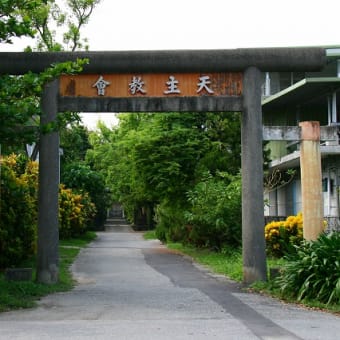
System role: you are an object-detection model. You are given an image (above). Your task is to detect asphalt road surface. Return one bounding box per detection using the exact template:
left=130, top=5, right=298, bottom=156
left=0, top=225, right=339, bottom=340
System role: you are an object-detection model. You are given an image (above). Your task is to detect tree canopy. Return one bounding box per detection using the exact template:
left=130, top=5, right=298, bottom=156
left=0, top=0, right=39, bottom=43
left=0, top=0, right=101, bottom=153
left=20, top=0, right=101, bottom=51
left=87, top=112, right=243, bottom=244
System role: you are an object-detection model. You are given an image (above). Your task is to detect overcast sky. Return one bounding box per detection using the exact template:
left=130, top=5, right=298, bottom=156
left=82, top=0, right=340, bottom=50
left=2, top=0, right=340, bottom=128
left=3, top=0, right=340, bottom=51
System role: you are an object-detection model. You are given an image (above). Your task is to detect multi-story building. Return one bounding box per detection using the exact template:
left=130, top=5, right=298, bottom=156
left=262, top=46, right=340, bottom=230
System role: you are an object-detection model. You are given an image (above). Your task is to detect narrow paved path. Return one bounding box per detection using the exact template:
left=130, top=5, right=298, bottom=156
left=0, top=225, right=339, bottom=339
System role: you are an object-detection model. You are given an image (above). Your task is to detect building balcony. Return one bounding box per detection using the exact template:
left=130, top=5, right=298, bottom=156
left=269, top=144, right=340, bottom=171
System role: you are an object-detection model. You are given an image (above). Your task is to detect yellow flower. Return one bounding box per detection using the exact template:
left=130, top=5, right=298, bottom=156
left=270, top=229, right=279, bottom=236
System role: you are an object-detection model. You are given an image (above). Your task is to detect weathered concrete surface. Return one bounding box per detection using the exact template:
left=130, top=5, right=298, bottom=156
left=58, top=96, right=243, bottom=113
left=0, top=226, right=339, bottom=339
left=242, top=66, right=266, bottom=283
left=36, top=79, right=60, bottom=284
left=0, top=48, right=325, bottom=75
left=299, top=121, right=324, bottom=240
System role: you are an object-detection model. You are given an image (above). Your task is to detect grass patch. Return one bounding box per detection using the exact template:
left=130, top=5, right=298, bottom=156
left=250, top=255, right=340, bottom=314
left=60, top=231, right=97, bottom=248
left=143, top=231, right=243, bottom=281
left=145, top=232, right=340, bottom=313
left=169, top=242, right=243, bottom=282
left=0, top=231, right=96, bottom=313
left=250, top=276, right=340, bottom=314
left=143, top=230, right=157, bottom=240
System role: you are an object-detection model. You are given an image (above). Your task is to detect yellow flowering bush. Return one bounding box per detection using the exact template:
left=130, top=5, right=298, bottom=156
left=0, top=153, right=97, bottom=268
left=265, top=213, right=303, bottom=257
left=59, top=184, right=96, bottom=239
left=0, top=154, right=38, bottom=268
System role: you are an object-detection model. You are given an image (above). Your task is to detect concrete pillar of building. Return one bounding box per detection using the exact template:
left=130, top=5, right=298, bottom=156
left=299, top=121, right=324, bottom=241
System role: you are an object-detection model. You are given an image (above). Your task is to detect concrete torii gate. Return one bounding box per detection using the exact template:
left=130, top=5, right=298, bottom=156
left=0, top=48, right=326, bottom=284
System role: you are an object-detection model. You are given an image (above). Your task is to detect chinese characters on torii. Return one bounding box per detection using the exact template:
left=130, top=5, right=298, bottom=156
left=93, top=75, right=216, bottom=96
left=92, top=75, right=110, bottom=96
left=164, top=75, right=181, bottom=94
left=129, top=76, right=146, bottom=94
left=197, top=75, right=214, bottom=94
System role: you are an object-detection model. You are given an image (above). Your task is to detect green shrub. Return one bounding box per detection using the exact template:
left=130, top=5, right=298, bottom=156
left=275, top=232, right=340, bottom=305
left=184, top=172, right=242, bottom=249
left=265, top=213, right=304, bottom=257
left=154, top=201, right=187, bottom=243
left=0, top=154, right=38, bottom=268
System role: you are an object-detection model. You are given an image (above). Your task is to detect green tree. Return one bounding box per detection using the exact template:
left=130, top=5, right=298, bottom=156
left=87, top=112, right=242, bottom=235
left=60, top=122, right=91, bottom=166
left=0, top=0, right=101, bottom=153
left=21, top=0, right=101, bottom=51
left=196, top=112, right=241, bottom=176
left=87, top=113, right=207, bottom=225
left=61, top=163, right=108, bottom=228
left=0, top=0, right=40, bottom=150
left=60, top=122, right=110, bottom=227
left=0, top=0, right=39, bottom=43
left=0, top=60, right=88, bottom=154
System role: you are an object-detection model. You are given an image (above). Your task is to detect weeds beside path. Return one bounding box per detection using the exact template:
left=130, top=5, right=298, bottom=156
left=0, top=231, right=96, bottom=313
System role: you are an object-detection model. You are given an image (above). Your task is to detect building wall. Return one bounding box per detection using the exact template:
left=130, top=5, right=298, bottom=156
left=265, top=157, right=340, bottom=219
left=322, top=157, right=340, bottom=217
left=263, top=53, right=340, bottom=228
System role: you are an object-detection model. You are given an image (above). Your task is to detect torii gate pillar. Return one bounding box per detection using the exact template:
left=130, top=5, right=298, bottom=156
left=36, top=80, right=60, bottom=284
left=242, top=67, right=267, bottom=283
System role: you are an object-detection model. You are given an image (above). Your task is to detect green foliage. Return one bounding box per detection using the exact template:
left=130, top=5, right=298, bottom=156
left=166, top=242, right=243, bottom=282
left=143, top=230, right=157, bottom=240
left=265, top=213, right=304, bottom=257
left=88, top=112, right=242, bottom=234
left=60, top=123, right=109, bottom=226
left=0, top=59, right=88, bottom=151
left=59, top=230, right=97, bottom=247
left=0, top=154, right=38, bottom=268
left=196, top=112, right=241, bottom=176
left=20, top=0, right=101, bottom=51
left=1, top=0, right=97, bottom=152
left=60, top=122, right=91, bottom=165
left=61, top=162, right=109, bottom=227
left=275, top=232, right=340, bottom=305
left=185, top=172, right=242, bottom=249
left=153, top=172, right=242, bottom=250
left=0, top=0, right=39, bottom=43
left=120, top=113, right=210, bottom=203
left=154, top=201, right=188, bottom=242
left=87, top=113, right=206, bottom=226
left=62, top=0, right=101, bottom=51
